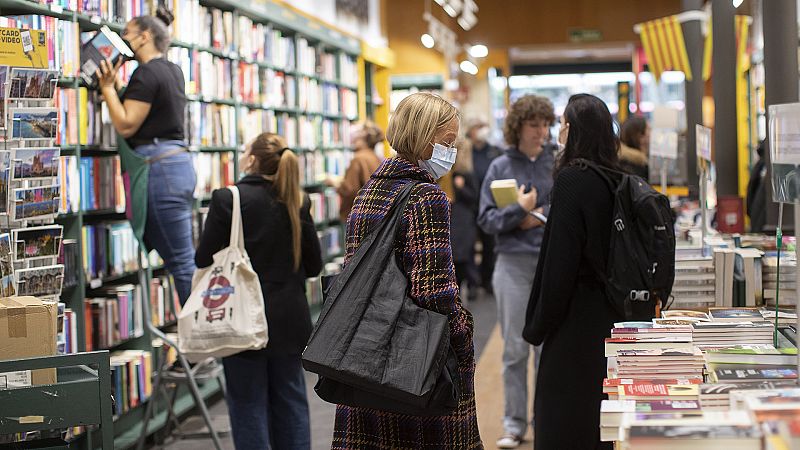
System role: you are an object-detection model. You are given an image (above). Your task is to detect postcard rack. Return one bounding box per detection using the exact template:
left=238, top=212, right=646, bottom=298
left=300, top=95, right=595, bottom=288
left=0, top=351, right=114, bottom=449
left=0, top=67, right=65, bottom=302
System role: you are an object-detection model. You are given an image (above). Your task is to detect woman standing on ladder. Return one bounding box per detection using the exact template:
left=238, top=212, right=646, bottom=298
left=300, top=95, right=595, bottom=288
left=96, top=6, right=196, bottom=304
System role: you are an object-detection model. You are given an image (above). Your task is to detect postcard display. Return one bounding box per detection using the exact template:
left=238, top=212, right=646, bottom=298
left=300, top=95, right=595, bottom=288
left=0, top=65, right=64, bottom=302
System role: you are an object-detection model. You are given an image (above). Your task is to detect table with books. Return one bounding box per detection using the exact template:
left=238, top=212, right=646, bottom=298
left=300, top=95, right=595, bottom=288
left=600, top=306, right=800, bottom=449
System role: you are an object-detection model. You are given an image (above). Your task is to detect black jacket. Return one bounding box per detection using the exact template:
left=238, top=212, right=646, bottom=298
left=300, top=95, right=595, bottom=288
left=523, top=164, right=622, bottom=450
left=195, top=175, right=323, bottom=355
left=450, top=171, right=479, bottom=263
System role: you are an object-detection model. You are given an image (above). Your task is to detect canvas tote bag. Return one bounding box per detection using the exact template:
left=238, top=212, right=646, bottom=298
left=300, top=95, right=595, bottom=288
left=178, top=186, right=268, bottom=362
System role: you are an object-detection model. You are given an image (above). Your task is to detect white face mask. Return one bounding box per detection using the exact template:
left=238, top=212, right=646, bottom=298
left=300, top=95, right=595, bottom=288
left=419, top=143, right=457, bottom=179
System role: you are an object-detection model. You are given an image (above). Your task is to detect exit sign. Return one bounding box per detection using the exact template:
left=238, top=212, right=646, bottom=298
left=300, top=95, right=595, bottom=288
left=569, top=28, right=603, bottom=43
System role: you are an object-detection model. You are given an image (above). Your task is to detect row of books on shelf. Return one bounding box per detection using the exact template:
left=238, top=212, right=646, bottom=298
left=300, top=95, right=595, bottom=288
left=296, top=38, right=358, bottom=86
left=81, top=221, right=138, bottom=281
left=318, top=226, right=342, bottom=261
left=194, top=152, right=235, bottom=199
left=306, top=260, right=344, bottom=311
left=58, top=155, right=125, bottom=214
left=308, top=189, right=341, bottom=224
left=299, top=149, right=353, bottom=185
left=240, top=109, right=295, bottom=147
left=110, top=349, right=153, bottom=418
left=60, top=274, right=179, bottom=353
left=297, top=77, right=358, bottom=117
left=57, top=87, right=126, bottom=147
left=186, top=102, right=237, bottom=148
left=599, top=306, right=800, bottom=447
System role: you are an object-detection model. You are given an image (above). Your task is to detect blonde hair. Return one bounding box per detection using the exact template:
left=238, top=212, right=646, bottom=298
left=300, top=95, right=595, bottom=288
left=386, top=92, right=460, bottom=162
left=248, top=133, right=303, bottom=271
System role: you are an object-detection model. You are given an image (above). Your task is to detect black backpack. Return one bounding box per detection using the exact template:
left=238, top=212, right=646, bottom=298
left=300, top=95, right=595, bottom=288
left=580, top=160, right=676, bottom=320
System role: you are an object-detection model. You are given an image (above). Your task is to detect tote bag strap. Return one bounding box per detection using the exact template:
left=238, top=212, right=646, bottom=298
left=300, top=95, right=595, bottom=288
left=227, top=185, right=245, bottom=252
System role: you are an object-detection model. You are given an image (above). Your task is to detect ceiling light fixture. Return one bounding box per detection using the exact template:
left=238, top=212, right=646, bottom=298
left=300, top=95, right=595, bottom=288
left=469, top=44, right=488, bottom=58
left=460, top=60, right=478, bottom=75
left=732, top=0, right=744, bottom=7
left=421, top=33, right=435, bottom=48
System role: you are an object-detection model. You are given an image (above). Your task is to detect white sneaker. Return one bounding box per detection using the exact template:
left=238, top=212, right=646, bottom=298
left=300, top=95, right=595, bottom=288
left=496, top=434, right=523, bottom=449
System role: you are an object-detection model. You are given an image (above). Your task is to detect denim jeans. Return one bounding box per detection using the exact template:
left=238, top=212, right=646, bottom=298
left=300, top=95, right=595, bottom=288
left=134, top=139, right=196, bottom=305
left=222, top=352, right=311, bottom=450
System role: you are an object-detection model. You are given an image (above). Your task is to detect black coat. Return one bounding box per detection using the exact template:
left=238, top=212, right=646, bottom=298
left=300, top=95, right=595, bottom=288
left=523, top=164, right=623, bottom=450
left=195, top=175, right=323, bottom=356
left=450, top=171, right=479, bottom=263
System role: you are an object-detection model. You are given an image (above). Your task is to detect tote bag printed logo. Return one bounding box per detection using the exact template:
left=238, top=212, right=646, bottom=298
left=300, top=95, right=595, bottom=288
left=201, top=267, right=235, bottom=322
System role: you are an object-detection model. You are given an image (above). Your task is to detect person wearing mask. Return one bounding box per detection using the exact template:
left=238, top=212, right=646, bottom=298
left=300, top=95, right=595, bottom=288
left=523, top=94, right=625, bottom=450
left=746, top=140, right=767, bottom=233
left=619, top=116, right=650, bottom=180
left=478, top=95, right=555, bottom=449
left=195, top=133, right=323, bottom=450
left=326, top=120, right=384, bottom=222
left=332, top=92, right=481, bottom=448
left=451, top=137, right=480, bottom=301
left=468, top=119, right=502, bottom=294
left=96, top=8, right=195, bottom=304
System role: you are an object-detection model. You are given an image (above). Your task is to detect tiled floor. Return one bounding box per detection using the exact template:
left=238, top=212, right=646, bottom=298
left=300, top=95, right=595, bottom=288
left=158, top=290, right=499, bottom=450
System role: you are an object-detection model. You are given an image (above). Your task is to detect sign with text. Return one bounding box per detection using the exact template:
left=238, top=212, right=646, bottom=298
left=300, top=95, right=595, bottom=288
left=0, top=28, right=49, bottom=68
left=695, top=124, right=712, bottom=163
left=650, top=128, right=679, bottom=160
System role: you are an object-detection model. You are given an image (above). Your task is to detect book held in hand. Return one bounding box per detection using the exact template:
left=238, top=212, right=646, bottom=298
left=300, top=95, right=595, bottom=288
left=80, top=26, right=134, bottom=88
left=489, top=178, right=547, bottom=222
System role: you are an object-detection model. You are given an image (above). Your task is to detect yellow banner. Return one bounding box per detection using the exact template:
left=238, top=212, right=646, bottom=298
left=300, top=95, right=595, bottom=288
left=639, top=15, right=693, bottom=82
left=0, top=28, right=49, bottom=69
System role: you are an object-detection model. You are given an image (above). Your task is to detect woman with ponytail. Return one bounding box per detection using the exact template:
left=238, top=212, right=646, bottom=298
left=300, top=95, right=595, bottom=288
left=195, top=133, right=323, bottom=450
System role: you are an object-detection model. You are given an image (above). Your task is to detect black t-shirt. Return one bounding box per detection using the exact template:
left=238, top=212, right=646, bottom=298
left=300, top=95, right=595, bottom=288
left=122, top=57, right=186, bottom=143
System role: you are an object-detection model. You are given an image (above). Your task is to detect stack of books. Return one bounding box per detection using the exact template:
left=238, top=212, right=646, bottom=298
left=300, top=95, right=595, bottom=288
left=691, top=321, right=775, bottom=348
left=763, top=256, right=797, bottom=306
left=605, top=325, right=694, bottom=357
left=603, top=378, right=702, bottom=401
left=672, top=256, right=719, bottom=307
left=600, top=399, right=702, bottom=442
left=699, top=380, right=799, bottom=411
left=620, top=410, right=761, bottom=449
left=609, top=348, right=705, bottom=381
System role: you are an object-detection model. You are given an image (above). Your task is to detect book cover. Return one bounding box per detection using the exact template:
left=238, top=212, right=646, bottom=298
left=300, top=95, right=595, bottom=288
left=489, top=179, right=517, bottom=208
left=79, top=26, right=133, bottom=87
left=709, top=307, right=764, bottom=322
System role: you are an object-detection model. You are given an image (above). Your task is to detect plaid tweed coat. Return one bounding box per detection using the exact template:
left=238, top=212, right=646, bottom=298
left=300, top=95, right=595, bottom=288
left=331, top=157, right=483, bottom=449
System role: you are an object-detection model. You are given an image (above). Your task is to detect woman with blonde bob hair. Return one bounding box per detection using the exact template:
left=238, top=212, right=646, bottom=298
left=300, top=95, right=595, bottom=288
left=332, top=92, right=482, bottom=448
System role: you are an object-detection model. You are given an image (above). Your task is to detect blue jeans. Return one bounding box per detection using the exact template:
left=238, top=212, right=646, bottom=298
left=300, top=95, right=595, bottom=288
left=134, top=139, right=196, bottom=305
left=222, top=352, right=311, bottom=450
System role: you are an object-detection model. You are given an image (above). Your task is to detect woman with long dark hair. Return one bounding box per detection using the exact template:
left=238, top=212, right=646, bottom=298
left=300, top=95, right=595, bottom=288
left=522, top=94, right=624, bottom=449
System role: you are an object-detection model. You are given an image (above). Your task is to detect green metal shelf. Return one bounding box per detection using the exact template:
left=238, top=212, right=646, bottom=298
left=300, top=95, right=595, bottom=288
left=193, top=146, right=238, bottom=153
left=186, top=95, right=237, bottom=106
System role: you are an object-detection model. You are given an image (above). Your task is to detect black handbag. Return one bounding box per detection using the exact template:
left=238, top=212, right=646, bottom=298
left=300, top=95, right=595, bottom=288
left=302, top=182, right=461, bottom=416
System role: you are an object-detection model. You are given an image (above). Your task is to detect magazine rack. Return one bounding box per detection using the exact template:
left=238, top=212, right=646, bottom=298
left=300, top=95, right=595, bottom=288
left=0, top=351, right=114, bottom=449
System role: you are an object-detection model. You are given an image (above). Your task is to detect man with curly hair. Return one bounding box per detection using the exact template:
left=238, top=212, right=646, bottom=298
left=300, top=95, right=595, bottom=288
left=478, top=94, right=556, bottom=449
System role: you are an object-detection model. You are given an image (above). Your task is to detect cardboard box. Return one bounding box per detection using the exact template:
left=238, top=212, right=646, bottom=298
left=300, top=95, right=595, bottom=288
left=0, top=297, right=58, bottom=387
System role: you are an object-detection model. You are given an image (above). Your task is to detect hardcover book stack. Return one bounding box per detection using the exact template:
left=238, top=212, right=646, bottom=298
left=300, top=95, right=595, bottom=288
left=600, top=399, right=702, bottom=442
left=763, top=256, right=797, bottom=306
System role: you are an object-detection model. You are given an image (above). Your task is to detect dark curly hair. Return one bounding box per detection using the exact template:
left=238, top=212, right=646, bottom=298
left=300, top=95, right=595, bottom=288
left=503, top=94, right=556, bottom=148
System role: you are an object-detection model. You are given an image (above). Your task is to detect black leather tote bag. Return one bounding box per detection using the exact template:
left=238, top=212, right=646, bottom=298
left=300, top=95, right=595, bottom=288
left=302, top=182, right=460, bottom=416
